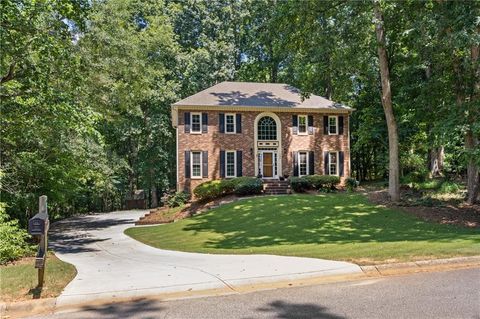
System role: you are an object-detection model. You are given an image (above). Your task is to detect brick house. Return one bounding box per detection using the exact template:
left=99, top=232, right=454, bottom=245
left=171, top=82, right=353, bottom=193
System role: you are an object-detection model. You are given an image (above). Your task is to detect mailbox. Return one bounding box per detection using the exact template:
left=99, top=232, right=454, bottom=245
left=28, top=212, right=49, bottom=236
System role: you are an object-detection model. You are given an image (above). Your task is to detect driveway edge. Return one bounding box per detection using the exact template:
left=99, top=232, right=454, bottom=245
left=3, top=256, right=479, bottom=319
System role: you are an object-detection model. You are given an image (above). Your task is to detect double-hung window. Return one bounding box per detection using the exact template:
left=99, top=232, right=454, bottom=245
left=225, top=114, right=236, bottom=133
left=328, top=116, right=338, bottom=135
left=225, top=151, right=236, bottom=178
left=191, top=113, right=201, bottom=133
left=191, top=151, right=202, bottom=178
left=298, top=151, right=308, bottom=177
left=329, top=152, right=338, bottom=176
left=298, top=115, right=307, bottom=135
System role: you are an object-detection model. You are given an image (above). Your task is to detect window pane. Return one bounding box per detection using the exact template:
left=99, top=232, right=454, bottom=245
left=192, top=114, right=201, bottom=132
left=226, top=152, right=235, bottom=177
left=226, top=115, right=235, bottom=133
left=298, top=116, right=306, bottom=133
left=329, top=152, right=337, bottom=175
left=329, top=117, right=337, bottom=134
left=299, top=152, right=307, bottom=176
left=192, top=152, right=201, bottom=177
left=258, top=116, right=277, bottom=140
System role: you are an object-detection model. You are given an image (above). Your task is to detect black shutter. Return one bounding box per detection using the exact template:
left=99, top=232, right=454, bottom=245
left=202, top=151, right=208, bottom=177
left=184, top=112, right=190, bottom=133
left=220, top=150, right=225, bottom=178
left=323, top=116, right=328, bottom=135
left=339, top=116, right=344, bottom=135
left=308, top=115, right=314, bottom=135
left=292, top=115, right=298, bottom=135
left=308, top=151, right=315, bottom=175
left=236, top=114, right=242, bottom=133
left=339, top=151, right=344, bottom=177
left=202, top=113, right=208, bottom=133
left=185, top=150, right=191, bottom=178
left=324, top=151, right=329, bottom=175
left=236, top=150, right=243, bottom=177
left=219, top=113, right=225, bottom=133
left=293, top=151, right=299, bottom=176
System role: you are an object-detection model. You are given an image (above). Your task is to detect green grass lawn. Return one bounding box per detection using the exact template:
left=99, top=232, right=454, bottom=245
left=0, top=252, right=76, bottom=302
left=125, top=193, right=480, bottom=265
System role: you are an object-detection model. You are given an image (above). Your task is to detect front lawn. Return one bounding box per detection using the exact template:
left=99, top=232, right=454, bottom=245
left=125, top=194, right=480, bottom=265
left=0, top=252, right=76, bottom=302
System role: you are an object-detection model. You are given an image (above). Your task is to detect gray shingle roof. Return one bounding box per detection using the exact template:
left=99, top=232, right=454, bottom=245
left=173, top=81, right=351, bottom=110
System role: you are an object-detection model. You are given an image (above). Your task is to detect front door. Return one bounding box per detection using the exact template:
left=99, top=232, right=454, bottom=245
left=262, top=152, right=274, bottom=178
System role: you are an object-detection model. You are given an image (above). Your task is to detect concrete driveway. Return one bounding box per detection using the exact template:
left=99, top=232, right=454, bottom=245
left=50, top=210, right=361, bottom=306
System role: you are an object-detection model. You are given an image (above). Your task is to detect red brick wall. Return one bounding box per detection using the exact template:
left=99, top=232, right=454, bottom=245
left=177, top=110, right=350, bottom=192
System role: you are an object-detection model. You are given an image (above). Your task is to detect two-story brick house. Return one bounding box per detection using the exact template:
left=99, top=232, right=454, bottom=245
left=171, top=81, right=353, bottom=193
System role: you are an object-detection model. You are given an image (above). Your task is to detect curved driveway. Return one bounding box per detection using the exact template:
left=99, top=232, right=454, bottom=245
left=50, top=210, right=361, bottom=306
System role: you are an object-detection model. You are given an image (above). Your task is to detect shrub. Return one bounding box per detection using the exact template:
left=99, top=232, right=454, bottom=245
left=0, top=203, right=33, bottom=264
left=289, top=177, right=311, bottom=192
left=345, top=177, right=359, bottom=192
left=166, top=191, right=189, bottom=207
left=290, top=175, right=340, bottom=193
left=439, top=181, right=461, bottom=194
left=232, top=177, right=263, bottom=196
left=221, top=177, right=253, bottom=194
left=193, top=180, right=225, bottom=202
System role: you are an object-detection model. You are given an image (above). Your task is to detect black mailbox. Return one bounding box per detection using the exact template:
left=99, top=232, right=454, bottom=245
left=28, top=212, right=49, bottom=236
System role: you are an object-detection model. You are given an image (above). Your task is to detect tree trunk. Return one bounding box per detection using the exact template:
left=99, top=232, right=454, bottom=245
left=373, top=0, right=400, bottom=201
left=464, top=32, right=480, bottom=205
left=151, top=184, right=158, bottom=208
left=428, top=146, right=444, bottom=177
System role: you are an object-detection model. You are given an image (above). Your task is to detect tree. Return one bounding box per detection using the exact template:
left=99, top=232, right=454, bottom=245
left=373, top=0, right=400, bottom=201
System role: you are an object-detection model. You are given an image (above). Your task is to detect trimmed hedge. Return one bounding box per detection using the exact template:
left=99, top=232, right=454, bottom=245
left=232, top=177, right=263, bottom=195
left=289, top=177, right=311, bottom=192
left=290, top=175, right=340, bottom=193
left=193, top=180, right=224, bottom=202
left=193, top=177, right=263, bottom=201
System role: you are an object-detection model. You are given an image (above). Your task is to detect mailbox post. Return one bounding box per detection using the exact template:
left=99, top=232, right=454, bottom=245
left=28, top=195, right=49, bottom=287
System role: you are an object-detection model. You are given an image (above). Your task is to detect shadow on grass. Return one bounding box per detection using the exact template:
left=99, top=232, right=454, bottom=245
left=181, top=194, right=480, bottom=250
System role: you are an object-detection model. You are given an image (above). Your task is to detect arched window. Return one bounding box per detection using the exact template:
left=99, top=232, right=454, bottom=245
left=258, top=116, right=277, bottom=140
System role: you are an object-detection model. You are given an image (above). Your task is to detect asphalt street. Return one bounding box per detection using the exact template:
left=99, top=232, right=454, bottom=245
left=30, top=267, right=480, bottom=319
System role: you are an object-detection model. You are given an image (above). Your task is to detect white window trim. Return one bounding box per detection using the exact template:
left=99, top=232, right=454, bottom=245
left=191, top=151, right=202, bottom=179
left=190, top=112, right=202, bottom=134
left=225, top=150, right=237, bottom=178
left=298, top=151, right=309, bottom=177
left=225, top=113, right=236, bottom=134
left=328, top=116, right=338, bottom=135
left=297, top=115, right=308, bottom=135
left=328, top=151, right=339, bottom=176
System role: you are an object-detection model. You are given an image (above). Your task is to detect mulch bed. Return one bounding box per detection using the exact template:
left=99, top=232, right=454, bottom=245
left=367, top=189, right=480, bottom=228
left=136, top=195, right=240, bottom=225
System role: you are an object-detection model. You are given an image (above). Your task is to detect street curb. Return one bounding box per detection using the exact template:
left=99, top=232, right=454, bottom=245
left=360, top=256, right=480, bottom=276
left=3, top=256, right=479, bottom=319
left=1, top=298, right=56, bottom=319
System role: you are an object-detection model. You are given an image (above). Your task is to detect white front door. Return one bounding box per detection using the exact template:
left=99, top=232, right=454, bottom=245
left=259, top=151, right=277, bottom=178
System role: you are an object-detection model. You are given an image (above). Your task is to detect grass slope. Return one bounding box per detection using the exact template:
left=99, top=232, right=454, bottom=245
left=0, top=252, right=76, bottom=302
left=125, top=194, right=480, bottom=264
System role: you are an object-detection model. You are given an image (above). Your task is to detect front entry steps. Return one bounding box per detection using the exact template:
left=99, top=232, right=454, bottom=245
left=263, top=179, right=291, bottom=195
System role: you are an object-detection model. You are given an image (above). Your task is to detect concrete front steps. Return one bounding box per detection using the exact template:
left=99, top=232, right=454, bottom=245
left=263, top=179, right=291, bottom=195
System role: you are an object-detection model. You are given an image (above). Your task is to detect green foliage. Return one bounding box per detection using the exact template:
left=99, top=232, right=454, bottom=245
left=194, top=180, right=225, bottom=202
left=439, top=181, right=461, bottom=194
left=289, top=177, right=311, bottom=193
left=166, top=191, right=190, bottom=208
left=345, top=178, right=359, bottom=192
left=231, top=177, right=263, bottom=196
left=0, top=203, right=33, bottom=264
left=291, top=175, right=340, bottom=193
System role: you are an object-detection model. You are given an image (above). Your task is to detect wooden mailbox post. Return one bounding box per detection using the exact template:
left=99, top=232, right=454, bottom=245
left=28, top=195, right=49, bottom=287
